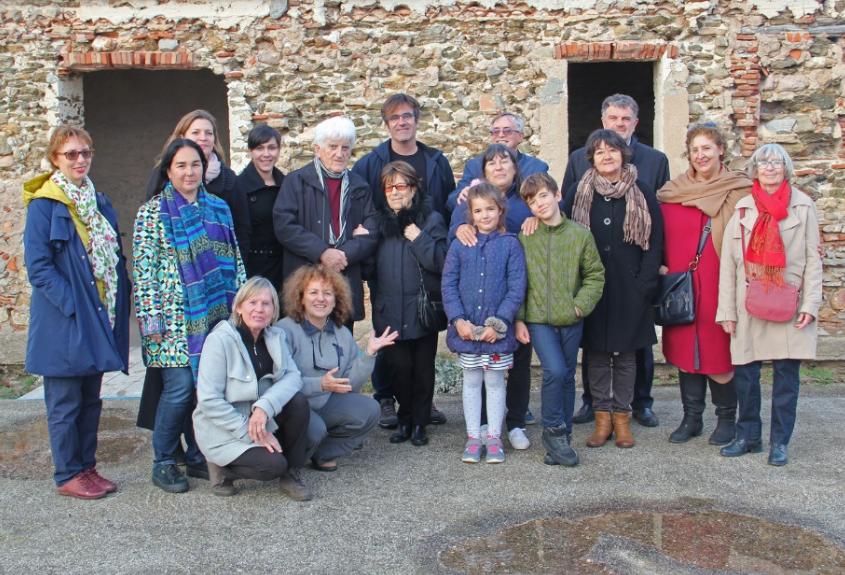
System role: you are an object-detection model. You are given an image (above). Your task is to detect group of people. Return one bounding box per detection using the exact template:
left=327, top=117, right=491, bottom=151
left=23, top=91, right=823, bottom=502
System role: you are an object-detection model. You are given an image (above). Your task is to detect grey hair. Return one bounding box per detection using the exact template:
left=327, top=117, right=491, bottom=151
left=314, top=116, right=356, bottom=148
left=747, top=143, right=794, bottom=181
left=230, top=276, right=280, bottom=326
left=601, top=94, right=639, bottom=118
left=492, top=112, right=524, bottom=133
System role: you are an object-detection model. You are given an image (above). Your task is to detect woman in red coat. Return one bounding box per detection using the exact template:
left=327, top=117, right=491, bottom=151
left=656, top=124, right=751, bottom=445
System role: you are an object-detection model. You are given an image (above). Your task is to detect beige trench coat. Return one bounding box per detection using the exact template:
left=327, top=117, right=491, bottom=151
left=715, top=188, right=823, bottom=364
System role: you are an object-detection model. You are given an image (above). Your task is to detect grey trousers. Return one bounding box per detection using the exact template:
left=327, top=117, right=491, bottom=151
left=307, top=393, right=379, bottom=464
left=586, top=350, right=636, bottom=413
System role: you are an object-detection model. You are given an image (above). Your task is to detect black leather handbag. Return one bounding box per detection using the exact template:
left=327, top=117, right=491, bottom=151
left=416, top=261, right=447, bottom=332
left=654, top=219, right=711, bottom=326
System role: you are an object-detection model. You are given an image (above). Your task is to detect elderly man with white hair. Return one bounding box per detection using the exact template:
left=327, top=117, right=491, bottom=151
left=273, top=116, right=378, bottom=326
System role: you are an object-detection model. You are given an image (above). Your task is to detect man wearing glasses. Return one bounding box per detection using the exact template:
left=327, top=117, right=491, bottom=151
left=447, top=112, right=549, bottom=212
left=353, top=93, right=455, bottom=219
left=353, top=93, right=454, bottom=428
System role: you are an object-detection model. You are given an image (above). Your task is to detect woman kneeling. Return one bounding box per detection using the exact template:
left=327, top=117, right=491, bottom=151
left=194, top=276, right=313, bottom=500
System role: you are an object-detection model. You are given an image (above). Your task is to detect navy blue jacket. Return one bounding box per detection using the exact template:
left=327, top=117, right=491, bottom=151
left=561, top=136, right=670, bottom=204
left=24, top=194, right=131, bottom=377
left=352, top=140, right=455, bottom=220
left=448, top=182, right=532, bottom=243
left=441, top=231, right=526, bottom=355
left=447, top=151, right=549, bottom=212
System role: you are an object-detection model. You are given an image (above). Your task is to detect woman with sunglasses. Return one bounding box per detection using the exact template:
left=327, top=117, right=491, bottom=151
left=278, top=264, right=397, bottom=471
left=23, top=125, right=131, bottom=499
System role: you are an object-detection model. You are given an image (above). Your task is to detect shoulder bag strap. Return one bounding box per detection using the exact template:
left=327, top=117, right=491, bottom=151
left=688, top=218, right=712, bottom=272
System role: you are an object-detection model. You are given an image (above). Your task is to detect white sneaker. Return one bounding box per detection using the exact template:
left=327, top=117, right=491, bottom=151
left=508, top=427, right=530, bottom=450
left=480, top=425, right=489, bottom=446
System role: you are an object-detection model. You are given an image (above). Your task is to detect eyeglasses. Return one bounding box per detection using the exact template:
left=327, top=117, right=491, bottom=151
left=490, top=128, right=520, bottom=136
left=386, top=183, right=411, bottom=192
left=758, top=159, right=785, bottom=169
left=59, top=149, right=94, bottom=161
left=387, top=112, right=415, bottom=124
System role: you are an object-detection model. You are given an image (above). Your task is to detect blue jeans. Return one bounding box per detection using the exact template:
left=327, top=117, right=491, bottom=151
left=152, top=367, right=202, bottom=466
left=734, top=359, right=801, bottom=445
left=528, top=321, right=583, bottom=434
left=43, top=374, right=103, bottom=486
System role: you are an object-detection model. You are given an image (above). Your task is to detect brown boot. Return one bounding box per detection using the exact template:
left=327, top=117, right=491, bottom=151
left=208, top=461, right=237, bottom=497
left=586, top=411, right=613, bottom=447
left=612, top=412, right=635, bottom=448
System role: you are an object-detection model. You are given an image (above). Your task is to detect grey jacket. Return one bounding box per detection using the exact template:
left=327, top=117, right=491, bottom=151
left=277, top=317, right=375, bottom=410
left=193, top=320, right=303, bottom=466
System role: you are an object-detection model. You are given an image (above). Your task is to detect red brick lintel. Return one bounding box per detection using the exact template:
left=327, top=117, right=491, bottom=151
left=58, top=51, right=196, bottom=72
left=554, top=42, right=679, bottom=61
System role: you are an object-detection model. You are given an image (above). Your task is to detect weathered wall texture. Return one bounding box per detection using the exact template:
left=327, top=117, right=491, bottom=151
left=1, top=0, right=844, bottom=363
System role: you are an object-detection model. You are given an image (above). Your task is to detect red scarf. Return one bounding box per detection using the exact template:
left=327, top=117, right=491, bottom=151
left=746, top=179, right=790, bottom=284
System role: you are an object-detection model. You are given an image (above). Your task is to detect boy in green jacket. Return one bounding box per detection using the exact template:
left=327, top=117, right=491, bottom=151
left=515, top=173, right=605, bottom=467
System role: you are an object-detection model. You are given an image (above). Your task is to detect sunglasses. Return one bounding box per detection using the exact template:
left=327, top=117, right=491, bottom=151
left=386, top=183, right=411, bottom=192
left=490, top=128, right=519, bottom=136
left=59, top=149, right=95, bottom=161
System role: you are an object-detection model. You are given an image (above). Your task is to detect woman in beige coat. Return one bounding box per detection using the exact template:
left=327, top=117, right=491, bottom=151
left=715, top=143, right=823, bottom=466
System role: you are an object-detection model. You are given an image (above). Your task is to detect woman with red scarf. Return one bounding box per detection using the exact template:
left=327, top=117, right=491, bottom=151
left=715, top=143, right=823, bottom=466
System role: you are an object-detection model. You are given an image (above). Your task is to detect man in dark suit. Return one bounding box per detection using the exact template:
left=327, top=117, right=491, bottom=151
left=562, top=94, right=670, bottom=429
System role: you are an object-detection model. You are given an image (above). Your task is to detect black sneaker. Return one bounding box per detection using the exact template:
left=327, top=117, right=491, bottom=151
left=186, top=460, right=209, bottom=480
left=152, top=463, right=189, bottom=493
left=378, top=399, right=398, bottom=429
left=541, top=426, right=580, bottom=467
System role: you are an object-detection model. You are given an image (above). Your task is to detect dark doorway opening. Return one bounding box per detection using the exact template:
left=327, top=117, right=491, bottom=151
left=84, top=69, right=229, bottom=344
left=567, top=62, right=655, bottom=152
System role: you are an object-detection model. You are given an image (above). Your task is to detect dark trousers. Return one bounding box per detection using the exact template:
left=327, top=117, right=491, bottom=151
left=734, top=359, right=801, bottom=445
left=43, top=374, right=103, bottom=486
left=225, top=392, right=311, bottom=480
left=371, top=353, right=393, bottom=403
left=481, top=341, right=532, bottom=431
left=382, top=333, right=438, bottom=427
left=586, top=350, right=636, bottom=412
left=581, top=345, right=654, bottom=411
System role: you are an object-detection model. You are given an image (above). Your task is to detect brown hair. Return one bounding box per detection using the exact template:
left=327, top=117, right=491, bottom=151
left=230, top=276, right=280, bottom=326
left=282, top=264, right=352, bottom=327
left=157, top=109, right=225, bottom=163
left=519, top=172, right=560, bottom=203
left=466, top=182, right=507, bottom=233
left=47, top=125, right=93, bottom=169
left=380, top=93, right=421, bottom=123
left=585, top=129, right=632, bottom=166
left=380, top=160, right=420, bottom=193
left=685, top=122, right=726, bottom=162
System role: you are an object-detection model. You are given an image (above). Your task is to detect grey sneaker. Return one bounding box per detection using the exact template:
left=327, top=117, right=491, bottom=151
left=279, top=468, right=313, bottom=501
left=542, top=426, right=580, bottom=467
left=485, top=436, right=506, bottom=464
left=378, top=399, right=398, bottom=429
left=461, top=437, right=484, bottom=463
left=508, top=427, right=530, bottom=450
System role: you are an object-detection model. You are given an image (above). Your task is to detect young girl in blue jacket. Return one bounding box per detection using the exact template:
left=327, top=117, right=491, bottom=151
left=441, top=183, right=527, bottom=463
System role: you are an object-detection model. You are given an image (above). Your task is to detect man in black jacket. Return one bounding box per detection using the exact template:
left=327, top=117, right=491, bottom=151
left=562, top=94, right=670, bottom=429
left=352, top=93, right=454, bottom=427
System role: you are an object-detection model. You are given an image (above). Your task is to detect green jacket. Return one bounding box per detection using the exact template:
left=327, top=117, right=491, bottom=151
left=518, top=217, right=605, bottom=326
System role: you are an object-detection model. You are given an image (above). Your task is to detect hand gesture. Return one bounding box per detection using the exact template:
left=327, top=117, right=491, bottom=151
left=795, top=312, right=814, bottom=329
left=515, top=320, right=530, bottom=344
left=248, top=407, right=270, bottom=444
left=256, top=432, right=283, bottom=453
left=455, top=319, right=475, bottom=341
left=719, top=320, right=736, bottom=336
left=456, top=185, right=471, bottom=206
left=352, top=224, right=370, bottom=236
left=321, top=367, right=352, bottom=393
left=320, top=248, right=348, bottom=272
left=367, top=327, right=399, bottom=356
left=521, top=217, right=539, bottom=237
left=404, top=223, right=421, bottom=242
left=478, top=326, right=498, bottom=343
left=456, top=224, right=477, bottom=247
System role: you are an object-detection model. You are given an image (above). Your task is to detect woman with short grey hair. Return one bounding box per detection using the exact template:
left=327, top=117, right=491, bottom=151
left=273, top=116, right=376, bottom=326
left=716, top=143, right=823, bottom=466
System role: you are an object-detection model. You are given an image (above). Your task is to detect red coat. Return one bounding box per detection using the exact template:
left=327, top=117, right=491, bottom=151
left=660, top=203, right=732, bottom=374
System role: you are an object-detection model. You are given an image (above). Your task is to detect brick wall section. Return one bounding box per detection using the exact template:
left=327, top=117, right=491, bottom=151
left=555, top=42, right=679, bottom=61
left=730, top=33, right=761, bottom=158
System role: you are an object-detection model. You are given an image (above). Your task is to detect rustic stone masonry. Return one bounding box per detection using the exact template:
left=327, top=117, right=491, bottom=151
left=0, top=1, right=844, bottom=363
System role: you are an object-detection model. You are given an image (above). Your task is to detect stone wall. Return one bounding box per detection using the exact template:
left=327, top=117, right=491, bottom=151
left=1, top=0, right=844, bottom=364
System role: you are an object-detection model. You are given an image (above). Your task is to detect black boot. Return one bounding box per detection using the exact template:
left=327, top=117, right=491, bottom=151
left=390, top=423, right=412, bottom=443
left=410, top=425, right=429, bottom=446
left=669, top=372, right=705, bottom=443
left=708, top=378, right=737, bottom=445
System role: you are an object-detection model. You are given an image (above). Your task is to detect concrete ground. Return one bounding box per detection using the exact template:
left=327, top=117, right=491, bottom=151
left=1, top=383, right=844, bottom=574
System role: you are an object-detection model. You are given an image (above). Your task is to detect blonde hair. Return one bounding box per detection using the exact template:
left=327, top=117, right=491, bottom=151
left=231, top=276, right=280, bottom=326
left=47, top=125, right=93, bottom=169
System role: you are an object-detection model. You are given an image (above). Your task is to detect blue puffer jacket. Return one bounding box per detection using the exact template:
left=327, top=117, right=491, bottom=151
left=23, top=174, right=131, bottom=377
left=441, top=231, right=526, bottom=354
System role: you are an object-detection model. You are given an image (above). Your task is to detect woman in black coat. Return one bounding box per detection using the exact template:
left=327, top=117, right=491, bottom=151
left=235, top=125, right=286, bottom=287
left=371, top=161, right=448, bottom=447
left=564, top=129, right=663, bottom=450
left=144, top=109, right=249, bottom=254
